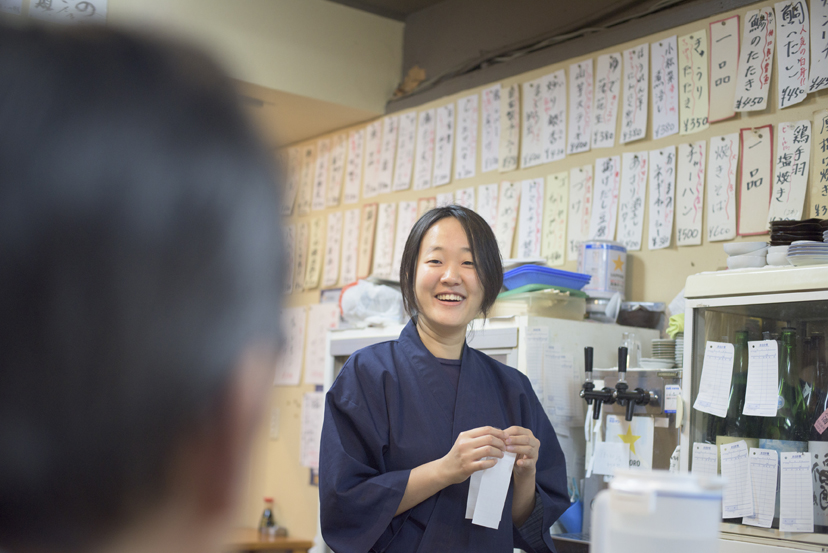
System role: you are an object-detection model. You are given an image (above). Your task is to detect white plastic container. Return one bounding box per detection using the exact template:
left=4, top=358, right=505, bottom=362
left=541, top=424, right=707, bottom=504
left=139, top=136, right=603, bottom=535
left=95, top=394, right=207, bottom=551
left=577, top=240, right=627, bottom=299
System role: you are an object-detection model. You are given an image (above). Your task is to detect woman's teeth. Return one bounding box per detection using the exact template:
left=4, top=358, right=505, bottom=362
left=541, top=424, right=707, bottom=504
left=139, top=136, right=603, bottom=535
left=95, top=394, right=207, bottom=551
left=436, top=294, right=463, bottom=302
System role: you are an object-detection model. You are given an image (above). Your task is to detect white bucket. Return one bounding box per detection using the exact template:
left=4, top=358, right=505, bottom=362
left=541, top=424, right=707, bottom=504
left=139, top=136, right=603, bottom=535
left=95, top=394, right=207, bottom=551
left=591, top=470, right=723, bottom=553
left=578, top=240, right=626, bottom=300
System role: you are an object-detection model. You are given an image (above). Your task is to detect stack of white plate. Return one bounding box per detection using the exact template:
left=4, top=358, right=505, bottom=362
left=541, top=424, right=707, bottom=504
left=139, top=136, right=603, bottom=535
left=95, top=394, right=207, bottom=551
left=788, top=240, right=828, bottom=266
left=723, top=242, right=768, bottom=269
left=824, top=229, right=828, bottom=242
left=674, top=332, right=684, bottom=368
left=651, top=338, right=676, bottom=367
left=767, top=245, right=791, bottom=266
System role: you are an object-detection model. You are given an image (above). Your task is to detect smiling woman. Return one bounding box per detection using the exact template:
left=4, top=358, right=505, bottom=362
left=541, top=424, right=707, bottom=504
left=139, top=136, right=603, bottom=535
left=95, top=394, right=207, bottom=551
left=319, top=206, right=570, bottom=553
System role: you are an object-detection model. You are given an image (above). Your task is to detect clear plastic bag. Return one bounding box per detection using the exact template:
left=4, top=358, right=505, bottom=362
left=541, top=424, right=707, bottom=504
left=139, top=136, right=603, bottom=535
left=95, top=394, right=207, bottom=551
left=340, top=280, right=406, bottom=327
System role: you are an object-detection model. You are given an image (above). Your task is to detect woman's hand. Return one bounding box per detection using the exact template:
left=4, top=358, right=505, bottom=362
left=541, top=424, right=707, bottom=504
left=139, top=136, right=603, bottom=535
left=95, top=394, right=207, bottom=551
left=504, top=426, right=540, bottom=480
left=440, top=426, right=507, bottom=485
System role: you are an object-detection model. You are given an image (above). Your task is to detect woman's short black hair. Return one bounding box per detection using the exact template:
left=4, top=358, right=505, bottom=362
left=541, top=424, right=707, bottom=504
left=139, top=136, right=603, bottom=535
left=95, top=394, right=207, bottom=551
left=399, top=205, right=503, bottom=323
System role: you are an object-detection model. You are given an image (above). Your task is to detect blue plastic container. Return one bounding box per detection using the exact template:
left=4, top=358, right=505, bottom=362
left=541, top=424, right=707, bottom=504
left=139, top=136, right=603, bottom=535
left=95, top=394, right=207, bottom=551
left=502, top=265, right=591, bottom=291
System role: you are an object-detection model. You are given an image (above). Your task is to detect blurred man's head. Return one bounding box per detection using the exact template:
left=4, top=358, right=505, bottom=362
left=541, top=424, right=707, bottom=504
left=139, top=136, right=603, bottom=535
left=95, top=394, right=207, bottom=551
left=0, top=25, right=284, bottom=553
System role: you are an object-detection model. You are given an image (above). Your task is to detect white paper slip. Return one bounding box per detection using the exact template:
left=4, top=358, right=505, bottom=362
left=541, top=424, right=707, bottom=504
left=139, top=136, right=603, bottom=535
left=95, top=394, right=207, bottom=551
left=495, top=182, right=520, bottom=258
left=592, top=53, right=622, bottom=148
left=651, top=36, right=680, bottom=140
left=542, top=172, right=568, bottom=267
left=499, top=84, right=520, bottom=172
left=744, top=340, right=780, bottom=417
left=620, top=44, right=648, bottom=144
left=283, top=225, right=296, bottom=294
left=678, top=31, right=709, bottom=135
left=477, top=183, right=499, bottom=232
left=541, top=70, right=567, bottom=163
left=343, top=129, right=364, bottom=204
left=517, top=179, right=544, bottom=258
left=775, top=0, right=810, bottom=109
left=371, top=203, right=397, bottom=280
left=694, top=341, right=734, bottom=418
left=591, top=442, right=630, bottom=476
left=780, top=451, right=814, bottom=532
left=432, top=104, right=455, bottom=187
left=543, top=347, right=576, bottom=424
left=813, top=109, right=828, bottom=219
left=390, top=201, right=419, bottom=281
left=274, top=306, right=306, bottom=386
left=706, top=133, right=739, bottom=242
left=322, top=212, right=343, bottom=287
left=567, top=165, right=594, bottom=261
left=465, top=469, right=483, bottom=519
left=738, top=126, right=774, bottom=235
left=327, top=134, right=347, bottom=208
left=455, top=94, right=478, bottom=180
left=297, top=145, right=315, bottom=216
left=470, top=452, right=517, bottom=529
left=589, top=156, right=621, bottom=240
left=377, top=116, right=399, bottom=195
left=524, top=327, right=548, bottom=400
left=567, top=60, right=593, bottom=154
left=691, top=442, right=718, bottom=476
left=721, top=440, right=754, bottom=518
left=303, top=303, right=340, bottom=385
left=734, top=7, right=776, bottom=111
left=363, top=121, right=382, bottom=198
left=769, top=120, right=812, bottom=223
left=392, top=112, right=417, bottom=192
left=708, top=15, right=740, bottom=123
left=300, top=391, right=325, bottom=469
left=675, top=141, right=706, bottom=247
left=293, top=221, right=309, bottom=293
left=810, top=0, right=828, bottom=92
left=647, top=146, right=676, bottom=250
left=340, top=209, right=360, bottom=286
left=413, top=109, right=436, bottom=191
left=743, top=448, right=778, bottom=528
left=481, top=84, right=501, bottom=173
left=312, top=138, right=330, bottom=211
left=521, top=76, right=546, bottom=169
left=664, top=384, right=681, bottom=414
left=616, top=151, right=649, bottom=251
left=282, top=147, right=301, bottom=216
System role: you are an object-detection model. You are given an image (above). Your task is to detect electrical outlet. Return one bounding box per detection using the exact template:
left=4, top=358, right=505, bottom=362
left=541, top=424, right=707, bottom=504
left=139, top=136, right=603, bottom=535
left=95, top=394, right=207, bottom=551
left=269, top=407, right=280, bottom=440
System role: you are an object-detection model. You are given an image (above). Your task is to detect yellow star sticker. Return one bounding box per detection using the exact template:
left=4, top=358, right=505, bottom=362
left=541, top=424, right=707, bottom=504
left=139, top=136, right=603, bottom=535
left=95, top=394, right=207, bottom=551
left=617, top=425, right=642, bottom=456
left=613, top=255, right=624, bottom=271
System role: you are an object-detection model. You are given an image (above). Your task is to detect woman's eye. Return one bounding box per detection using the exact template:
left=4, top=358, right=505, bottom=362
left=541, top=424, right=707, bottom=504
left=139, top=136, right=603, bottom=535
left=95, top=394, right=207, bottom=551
left=463, top=261, right=474, bottom=266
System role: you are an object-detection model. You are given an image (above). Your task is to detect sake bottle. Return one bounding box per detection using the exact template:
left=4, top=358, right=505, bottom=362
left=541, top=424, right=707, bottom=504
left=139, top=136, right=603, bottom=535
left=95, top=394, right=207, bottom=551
left=764, top=327, right=808, bottom=442
left=725, top=331, right=761, bottom=439
left=808, top=333, right=828, bottom=531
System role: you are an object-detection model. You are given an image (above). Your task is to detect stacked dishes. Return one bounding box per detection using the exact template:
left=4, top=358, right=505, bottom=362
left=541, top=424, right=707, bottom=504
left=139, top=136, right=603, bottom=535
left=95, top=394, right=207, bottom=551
left=674, top=332, right=684, bottom=368
left=770, top=219, right=825, bottom=245
left=651, top=338, right=676, bottom=367
left=723, top=241, right=767, bottom=269
left=787, top=240, right=828, bottom=266
left=824, top=228, right=828, bottom=242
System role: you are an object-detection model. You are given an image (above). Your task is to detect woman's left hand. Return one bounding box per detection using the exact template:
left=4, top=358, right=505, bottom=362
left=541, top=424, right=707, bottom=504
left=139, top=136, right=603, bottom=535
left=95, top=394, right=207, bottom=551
left=504, top=426, right=540, bottom=480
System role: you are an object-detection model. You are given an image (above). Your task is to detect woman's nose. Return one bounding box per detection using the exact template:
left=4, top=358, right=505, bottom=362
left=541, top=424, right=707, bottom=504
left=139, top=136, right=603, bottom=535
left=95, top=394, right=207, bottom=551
left=440, top=264, right=461, bottom=284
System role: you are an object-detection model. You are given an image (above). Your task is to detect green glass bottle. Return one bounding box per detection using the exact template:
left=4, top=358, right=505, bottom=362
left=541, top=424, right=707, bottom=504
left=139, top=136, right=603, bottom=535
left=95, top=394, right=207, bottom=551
left=725, top=331, right=761, bottom=438
left=764, top=327, right=808, bottom=441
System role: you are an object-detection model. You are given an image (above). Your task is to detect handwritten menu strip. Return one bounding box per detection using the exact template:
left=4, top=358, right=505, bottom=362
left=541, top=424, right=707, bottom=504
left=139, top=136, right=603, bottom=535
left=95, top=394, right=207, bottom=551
left=372, top=203, right=397, bottom=279
left=455, top=187, right=475, bottom=210
left=739, top=126, right=773, bottom=235
left=300, top=391, right=324, bottom=468
left=567, top=60, right=593, bottom=154
left=327, top=134, right=347, bottom=207
left=312, top=139, right=330, bottom=211
left=810, top=0, right=828, bottom=92
left=743, top=340, right=779, bottom=416
left=676, top=141, right=706, bottom=246
left=813, top=109, right=828, bottom=218
left=721, top=441, right=754, bottom=518
left=455, top=94, right=478, bottom=180
left=651, top=36, right=680, bottom=140
left=691, top=443, right=718, bottom=476
left=648, top=146, right=676, bottom=250
left=418, top=197, right=436, bottom=218
left=542, top=172, right=568, bottom=266
left=293, top=221, right=308, bottom=294
left=592, top=53, right=622, bottom=148
left=436, top=192, right=454, bottom=208
left=343, top=129, right=364, bottom=205
left=542, top=70, right=567, bottom=163
left=413, top=109, right=436, bottom=191
left=678, top=30, right=710, bottom=135
left=499, top=84, right=520, bottom=172
left=495, top=182, right=520, bottom=258
left=707, top=133, right=739, bottom=242
left=283, top=147, right=301, bottom=216
left=775, top=1, right=810, bottom=109
left=340, top=208, right=360, bottom=286
left=391, top=201, right=419, bottom=281
left=357, top=203, right=378, bottom=279
left=322, top=212, right=343, bottom=287
left=393, top=112, right=417, bottom=191
left=481, top=84, right=501, bottom=173
left=517, top=179, right=544, bottom=258
left=275, top=306, right=305, bottom=386
left=588, top=156, right=621, bottom=240
left=477, top=183, right=499, bottom=232
left=743, top=448, right=778, bottom=528
left=769, top=120, right=811, bottom=222
left=617, top=151, right=649, bottom=251
left=521, top=76, right=545, bottom=169
left=363, top=120, right=382, bottom=198
left=621, top=44, right=648, bottom=144
left=567, top=165, right=594, bottom=261
left=377, top=116, right=399, bottom=195
left=694, top=341, right=735, bottom=417
left=780, top=452, right=814, bottom=532
left=709, top=16, right=740, bottom=122
left=283, top=225, right=296, bottom=294
left=304, top=304, right=339, bottom=386
left=433, top=104, right=455, bottom=187
left=298, top=144, right=315, bottom=216
left=734, top=8, right=776, bottom=111
left=304, top=218, right=324, bottom=290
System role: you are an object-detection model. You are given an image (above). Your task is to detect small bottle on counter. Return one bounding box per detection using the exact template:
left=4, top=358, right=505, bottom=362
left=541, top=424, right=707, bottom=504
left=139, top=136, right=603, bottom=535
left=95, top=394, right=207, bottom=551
left=259, top=497, right=276, bottom=536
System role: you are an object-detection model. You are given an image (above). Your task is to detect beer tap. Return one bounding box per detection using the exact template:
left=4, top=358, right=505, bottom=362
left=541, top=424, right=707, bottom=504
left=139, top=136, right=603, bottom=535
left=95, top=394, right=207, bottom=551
left=613, top=346, right=651, bottom=421
left=579, top=346, right=615, bottom=419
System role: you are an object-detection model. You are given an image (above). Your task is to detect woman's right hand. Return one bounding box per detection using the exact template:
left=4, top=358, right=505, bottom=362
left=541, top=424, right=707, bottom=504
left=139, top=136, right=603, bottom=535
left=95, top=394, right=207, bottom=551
left=440, top=426, right=507, bottom=485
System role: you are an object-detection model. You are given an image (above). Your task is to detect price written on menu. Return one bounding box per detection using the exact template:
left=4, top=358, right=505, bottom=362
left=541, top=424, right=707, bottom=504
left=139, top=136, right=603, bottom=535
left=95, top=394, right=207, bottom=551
left=811, top=109, right=828, bottom=218
left=707, top=133, right=739, bottom=242
left=651, top=36, right=680, bottom=139
left=392, top=112, right=417, bottom=192
left=592, top=53, right=622, bottom=148
left=567, top=165, right=594, bottom=261
left=589, top=156, right=621, bottom=240
left=499, top=84, right=520, bottom=172
left=678, top=30, right=709, bottom=135
left=620, top=44, right=648, bottom=144
left=481, top=84, right=501, bottom=173
left=542, top=172, right=568, bottom=266
left=495, top=182, right=520, bottom=258
left=734, top=7, right=776, bottom=111
left=363, top=121, right=382, bottom=198
left=568, top=60, right=593, bottom=154
left=775, top=0, right=810, bottom=109
left=327, top=133, right=347, bottom=207
left=709, top=15, right=740, bottom=122
left=769, top=120, right=811, bottom=222
left=413, top=109, right=436, bottom=191
left=518, top=179, right=544, bottom=258
left=455, top=94, right=478, bottom=180
left=343, top=129, right=364, bottom=204
left=432, top=104, right=455, bottom=187
left=648, top=146, right=676, bottom=250
left=810, top=0, right=828, bottom=92
left=739, top=126, right=773, bottom=235
left=676, top=141, right=706, bottom=246
left=617, top=151, right=649, bottom=251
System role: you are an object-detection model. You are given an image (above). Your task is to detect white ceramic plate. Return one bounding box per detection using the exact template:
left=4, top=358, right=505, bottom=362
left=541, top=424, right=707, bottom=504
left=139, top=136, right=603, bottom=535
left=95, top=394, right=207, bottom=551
left=727, top=255, right=767, bottom=269
left=789, top=256, right=828, bottom=267
left=723, top=242, right=768, bottom=255
left=640, top=358, right=675, bottom=369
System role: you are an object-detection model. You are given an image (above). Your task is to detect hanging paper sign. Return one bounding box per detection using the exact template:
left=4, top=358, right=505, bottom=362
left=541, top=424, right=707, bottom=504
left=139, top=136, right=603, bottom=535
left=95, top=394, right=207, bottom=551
left=542, top=70, right=567, bottom=163
left=517, top=179, right=545, bottom=258
left=709, top=15, right=740, bottom=122
left=775, top=0, right=810, bottom=109
left=293, top=222, right=308, bottom=293
left=592, top=52, right=622, bottom=148
left=417, top=197, right=436, bottom=218
left=391, top=201, right=419, bottom=281
left=648, top=146, right=676, bottom=250
left=678, top=30, right=710, bottom=135
left=589, top=156, right=621, bottom=240
left=343, top=129, right=364, bottom=204
left=769, top=120, right=811, bottom=222
left=495, top=182, right=520, bottom=258
left=282, top=147, right=301, bottom=216
left=809, top=0, right=828, bottom=92
left=738, top=126, right=773, bottom=235
left=312, top=139, right=330, bottom=211
left=413, top=109, right=436, bottom=191
left=521, top=76, right=545, bottom=169
left=812, top=109, right=828, bottom=219
left=275, top=306, right=306, bottom=386
left=481, top=84, right=501, bottom=173
left=617, top=151, right=649, bottom=251
left=371, top=203, right=397, bottom=279
left=499, top=84, right=520, bottom=172
left=567, top=165, right=594, bottom=261
left=340, top=208, right=360, bottom=286
left=542, top=172, right=569, bottom=266
left=651, top=36, right=680, bottom=139
left=304, top=218, right=324, bottom=290
left=734, top=7, right=776, bottom=111
left=392, top=112, right=417, bottom=191
left=707, top=133, right=740, bottom=242
left=357, top=203, right=378, bottom=279
left=676, top=141, right=706, bottom=246
left=363, top=120, right=383, bottom=198
left=433, top=104, right=455, bottom=187
left=297, top=144, right=315, bottom=216
left=327, top=133, right=347, bottom=207
left=283, top=225, right=296, bottom=294
left=620, top=44, right=649, bottom=144
left=477, top=183, right=499, bottom=233
left=567, top=60, right=593, bottom=154
left=455, top=94, right=478, bottom=180
left=322, top=212, right=343, bottom=287
left=377, top=116, right=399, bottom=195
left=455, top=187, right=475, bottom=210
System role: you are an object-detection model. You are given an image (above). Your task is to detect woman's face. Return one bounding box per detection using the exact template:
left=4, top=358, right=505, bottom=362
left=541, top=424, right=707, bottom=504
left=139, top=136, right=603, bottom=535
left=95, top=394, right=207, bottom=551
left=414, top=217, right=483, bottom=336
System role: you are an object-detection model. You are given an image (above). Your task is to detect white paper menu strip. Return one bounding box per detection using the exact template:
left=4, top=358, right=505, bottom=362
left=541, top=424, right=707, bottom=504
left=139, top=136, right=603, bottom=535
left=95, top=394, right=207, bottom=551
left=775, top=0, right=810, bottom=109
left=293, top=221, right=308, bottom=293
left=377, top=115, right=399, bottom=195
left=343, top=128, right=364, bottom=204
left=455, top=94, right=478, bottom=180
left=297, top=144, right=315, bottom=216
left=709, top=15, right=740, bottom=122
left=455, top=187, right=475, bottom=210
left=542, top=172, right=568, bottom=267
left=495, top=182, right=520, bottom=258
left=275, top=306, right=305, bottom=386
left=676, top=141, right=706, bottom=246
left=363, top=120, right=382, bottom=198
left=433, top=104, right=455, bottom=187
left=780, top=452, right=814, bottom=532
left=283, top=225, right=295, bottom=294
left=706, top=133, right=739, bottom=242
left=769, top=120, right=811, bottom=222
left=303, top=217, right=324, bottom=290
left=499, top=84, right=520, bottom=172
left=647, top=146, right=676, bottom=250
left=521, top=76, right=545, bottom=169
left=517, top=179, right=544, bottom=258
left=678, top=30, right=710, bottom=135
left=813, top=109, right=828, bottom=219
left=357, top=204, right=377, bottom=280
left=617, top=151, right=648, bottom=251
left=691, top=442, right=718, bottom=476
left=393, top=112, right=417, bottom=191
left=312, top=139, right=330, bottom=211
left=418, top=197, right=436, bottom=218
left=322, top=211, right=343, bottom=288
left=300, top=391, right=325, bottom=468
left=592, top=53, right=622, bottom=148
left=282, top=147, right=301, bottom=216
left=721, top=440, right=754, bottom=518
left=588, top=156, right=621, bottom=240
left=477, top=183, right=499, bottom=232
left=739, top=126, right=773, bottom=236
left=303, top=303, right=339, bottom=386
left=567, top=166, right=593, bottom=261
left=391, top=201, right=419, bottom=282
left=809, top=0, right=828, bottom=92
left=413, top=109, right=436, bottom=191
left=651, top=36, right=680, bottom=140
left=742, top=448, right=778, bottom=528
left=372, top=203, right=397, bottom=279
left=693, top=341, right=734, bottom=418
left=327, top=133, right=347, bottom=207
left=734, top=7, right=776, bottom=111
left=340, top=208, right=360, bottom=286
left=743, top=340, right=779, bottom=417
left=481, top=84, right=501, bottom=173
left=542, top=70, right=567, bottom=163
left=567, top=60, right=593, bottom=154
left=620, top=44, right=648, bottom=144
